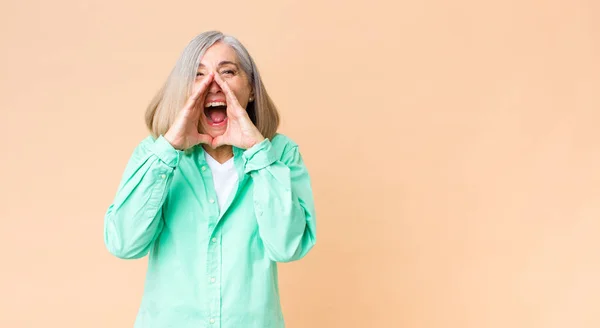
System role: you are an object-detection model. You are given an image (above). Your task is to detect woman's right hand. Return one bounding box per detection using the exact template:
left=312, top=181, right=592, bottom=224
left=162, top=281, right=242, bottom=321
left=164, top=72, right=214, bottom=150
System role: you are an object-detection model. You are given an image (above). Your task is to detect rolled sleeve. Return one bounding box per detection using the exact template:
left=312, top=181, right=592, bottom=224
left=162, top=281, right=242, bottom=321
left=243, top=138, right=277, bottom=174
left=149, top=135, right=181, bottom=168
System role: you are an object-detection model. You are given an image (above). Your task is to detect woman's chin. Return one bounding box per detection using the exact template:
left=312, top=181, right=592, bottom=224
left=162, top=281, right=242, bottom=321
left=202, top=128, right=226, bottom=139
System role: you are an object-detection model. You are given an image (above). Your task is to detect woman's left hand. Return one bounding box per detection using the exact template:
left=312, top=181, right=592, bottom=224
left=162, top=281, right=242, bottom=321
left=211, top=74, right=265, bottom=149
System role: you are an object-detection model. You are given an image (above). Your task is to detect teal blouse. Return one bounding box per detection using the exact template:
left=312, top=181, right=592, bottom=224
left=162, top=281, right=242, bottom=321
left=103, top=134, right=317, bottom=328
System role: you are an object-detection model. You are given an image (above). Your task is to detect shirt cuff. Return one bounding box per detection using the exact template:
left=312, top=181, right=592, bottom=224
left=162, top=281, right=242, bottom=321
left=149, top=135, right=181, bottom=168
left=243, top=138, right=277, bottom=174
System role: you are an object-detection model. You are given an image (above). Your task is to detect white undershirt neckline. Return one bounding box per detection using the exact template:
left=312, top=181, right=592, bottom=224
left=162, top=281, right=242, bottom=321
left=203, top=152, right=238, bottom=214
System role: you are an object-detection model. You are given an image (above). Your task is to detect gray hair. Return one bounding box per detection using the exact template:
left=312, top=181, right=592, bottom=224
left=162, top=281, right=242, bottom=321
left=145, top=30, right=280, bottom=141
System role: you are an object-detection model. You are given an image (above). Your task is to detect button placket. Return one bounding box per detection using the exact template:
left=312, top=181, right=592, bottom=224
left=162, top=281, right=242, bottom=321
left=202, top=154, right=225, bottom=327
left=206, top=201, right=221, bottom=327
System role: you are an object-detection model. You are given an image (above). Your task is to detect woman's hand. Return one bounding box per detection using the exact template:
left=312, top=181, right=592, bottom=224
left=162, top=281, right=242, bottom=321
left=164, top=73, right=215, bottom=150
left=211, top=73, right=265, bottom=149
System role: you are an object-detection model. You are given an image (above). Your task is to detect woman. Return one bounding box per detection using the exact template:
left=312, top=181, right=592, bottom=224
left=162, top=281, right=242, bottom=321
left=104, top=30, right=317, bottom=328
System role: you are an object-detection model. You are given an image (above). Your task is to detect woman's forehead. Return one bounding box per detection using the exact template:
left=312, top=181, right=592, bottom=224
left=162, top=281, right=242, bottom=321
left=200, top=42, right=239, bottom=66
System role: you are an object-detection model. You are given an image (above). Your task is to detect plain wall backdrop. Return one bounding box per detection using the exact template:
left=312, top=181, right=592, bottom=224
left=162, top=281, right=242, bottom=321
left=1, top=0, right=599, bottom=327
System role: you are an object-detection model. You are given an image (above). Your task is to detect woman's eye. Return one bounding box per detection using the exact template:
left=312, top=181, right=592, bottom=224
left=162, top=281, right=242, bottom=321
left=221, top=70, right=235, bottom=75
left=196, top=72, right=204, bottom=77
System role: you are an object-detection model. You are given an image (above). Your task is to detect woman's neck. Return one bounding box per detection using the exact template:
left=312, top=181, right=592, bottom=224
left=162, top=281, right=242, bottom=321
left=202, top=144, right=234, bottom=164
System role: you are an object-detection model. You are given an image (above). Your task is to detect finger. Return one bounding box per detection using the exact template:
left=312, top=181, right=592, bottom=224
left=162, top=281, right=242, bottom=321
left=198, top=72, right=215, bottom=103
left=194, top=133, right=213, bottom=146
left=183, top=74, right=214, bottom=122
left=214, top=73, right=241, bottom=109
left=187, top=72, right=214, bottom=109
left=211, top=135, right=225, bottom=149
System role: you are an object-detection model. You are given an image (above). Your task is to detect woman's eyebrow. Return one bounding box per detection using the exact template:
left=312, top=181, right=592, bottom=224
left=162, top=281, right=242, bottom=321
left=198, top=61, right=239, bottom=69
left=217, top=61, right=239, bottom=68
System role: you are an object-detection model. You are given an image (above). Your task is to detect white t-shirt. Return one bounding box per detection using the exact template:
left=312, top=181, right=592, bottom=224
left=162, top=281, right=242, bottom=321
left=204, top=152, right=239, bottom=214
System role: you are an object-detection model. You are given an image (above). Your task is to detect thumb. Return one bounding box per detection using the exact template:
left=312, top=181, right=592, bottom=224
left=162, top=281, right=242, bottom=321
left=211, top=135, right=225, bottom=149
left=194, top=133, right=213, bottom=146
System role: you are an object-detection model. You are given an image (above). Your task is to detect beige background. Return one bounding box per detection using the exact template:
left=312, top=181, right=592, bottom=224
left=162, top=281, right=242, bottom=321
left=1, top=0, right=599, bottom=327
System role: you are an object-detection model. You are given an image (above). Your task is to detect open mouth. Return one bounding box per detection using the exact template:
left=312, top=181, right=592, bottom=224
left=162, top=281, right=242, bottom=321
left=204, top=101, right=228, bottom=126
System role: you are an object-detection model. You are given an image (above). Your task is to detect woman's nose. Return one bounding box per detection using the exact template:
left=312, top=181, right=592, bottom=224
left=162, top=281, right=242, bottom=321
left=208, top=78, right=222, bottom=93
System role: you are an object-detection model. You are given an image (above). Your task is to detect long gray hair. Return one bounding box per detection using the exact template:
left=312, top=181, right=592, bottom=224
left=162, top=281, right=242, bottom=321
left=145, top=31, right=280, bottom=141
